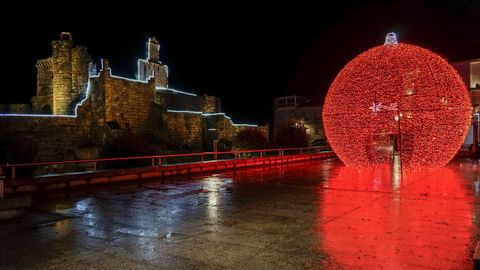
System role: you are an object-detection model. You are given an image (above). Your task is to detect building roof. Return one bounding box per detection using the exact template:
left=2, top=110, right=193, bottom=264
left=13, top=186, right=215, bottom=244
left=297, top=99, right=323, bottom=108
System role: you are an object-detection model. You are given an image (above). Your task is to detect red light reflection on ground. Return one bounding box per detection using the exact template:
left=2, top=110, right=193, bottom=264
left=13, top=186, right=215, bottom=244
left=318, top=163, right=476, bottom=269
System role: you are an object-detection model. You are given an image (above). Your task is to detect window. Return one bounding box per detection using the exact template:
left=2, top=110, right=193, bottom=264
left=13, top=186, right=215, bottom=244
left=107, top=121, right=121, bottom=129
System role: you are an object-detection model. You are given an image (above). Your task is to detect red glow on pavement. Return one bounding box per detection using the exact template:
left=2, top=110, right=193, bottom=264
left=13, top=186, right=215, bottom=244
left=318, top=163, right=476, bottom=269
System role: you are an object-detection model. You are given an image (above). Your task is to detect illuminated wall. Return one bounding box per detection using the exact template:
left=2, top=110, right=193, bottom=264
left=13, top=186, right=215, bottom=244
left=32, top=32, right=93, bottom=115
left=137, top=37, right=168, bottom=88
left=0, top=34, right=266, bottom=162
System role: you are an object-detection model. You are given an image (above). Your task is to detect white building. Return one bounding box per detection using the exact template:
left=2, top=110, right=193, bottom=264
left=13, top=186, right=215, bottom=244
left=273, top=95, right=326, bottom=145
left=452, top=59, right=480, bottom=149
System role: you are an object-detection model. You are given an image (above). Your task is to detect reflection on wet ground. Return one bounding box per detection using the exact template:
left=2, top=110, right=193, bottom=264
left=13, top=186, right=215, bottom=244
left=0, top=158, right=479, bottom=269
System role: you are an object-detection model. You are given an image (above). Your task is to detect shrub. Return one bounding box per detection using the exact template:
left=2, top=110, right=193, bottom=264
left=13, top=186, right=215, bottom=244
left=100, top=132, right=165, bottom=169
left=234, top=128, right=268, bottom=150
left=217, top=139, right=233, bottom=151
left=275, top=121, right=310, bottom=148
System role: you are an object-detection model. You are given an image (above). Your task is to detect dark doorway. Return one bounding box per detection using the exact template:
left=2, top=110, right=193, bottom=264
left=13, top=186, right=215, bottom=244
left=41, top=104, right=52, bottom=114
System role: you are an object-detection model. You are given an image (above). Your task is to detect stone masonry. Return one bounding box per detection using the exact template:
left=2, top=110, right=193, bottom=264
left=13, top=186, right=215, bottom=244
left=32, top=32, right=94, bottom=115
left=0, top=33, right=267, bottom=162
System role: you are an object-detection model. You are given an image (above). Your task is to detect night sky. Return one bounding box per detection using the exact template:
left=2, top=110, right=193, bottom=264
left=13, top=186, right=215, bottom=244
left=1, top=0, right=479, bottom=124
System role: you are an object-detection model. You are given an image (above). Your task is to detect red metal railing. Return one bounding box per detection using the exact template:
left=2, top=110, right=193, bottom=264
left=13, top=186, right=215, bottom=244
left=0, top=146, right=331, bottom=182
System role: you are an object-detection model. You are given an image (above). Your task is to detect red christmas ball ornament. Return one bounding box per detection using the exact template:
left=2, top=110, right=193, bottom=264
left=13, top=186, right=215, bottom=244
left=323, top=33, right=472, bottom=169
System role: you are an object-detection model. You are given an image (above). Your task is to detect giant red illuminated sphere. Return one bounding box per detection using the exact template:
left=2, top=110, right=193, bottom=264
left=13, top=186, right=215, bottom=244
left=323, top=33, right=471, bottom=169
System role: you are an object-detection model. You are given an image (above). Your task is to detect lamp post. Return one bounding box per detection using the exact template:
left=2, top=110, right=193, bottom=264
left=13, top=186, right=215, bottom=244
left=213, top=139, right=218, bottom=160
left=473, top=113, right=478, bottom=156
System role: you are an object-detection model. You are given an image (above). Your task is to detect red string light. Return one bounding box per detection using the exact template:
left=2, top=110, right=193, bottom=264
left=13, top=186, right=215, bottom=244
left=323, top=35, right=471, bottom=169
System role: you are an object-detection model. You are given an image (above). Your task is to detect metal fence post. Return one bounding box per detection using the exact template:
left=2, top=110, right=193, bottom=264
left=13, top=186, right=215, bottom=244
left=12, top=166, right=15, bottom=180
left=0, top=167, right=4, bottom=199
left=214, top=140, right=218, bottom=160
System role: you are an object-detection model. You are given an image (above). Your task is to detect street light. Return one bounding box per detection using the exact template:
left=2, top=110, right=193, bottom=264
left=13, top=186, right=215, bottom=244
left=472, top=112, right=479, bottom=156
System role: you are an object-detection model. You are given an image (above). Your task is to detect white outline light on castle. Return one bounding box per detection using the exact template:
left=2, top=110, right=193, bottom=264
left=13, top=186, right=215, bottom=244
left=155, top=87, right=197, bottom=96
left=167, top=110, right=258, bottom=127
left=0, top=38, right=259, bottom=128
left=0, top=79, right=95, bottom=118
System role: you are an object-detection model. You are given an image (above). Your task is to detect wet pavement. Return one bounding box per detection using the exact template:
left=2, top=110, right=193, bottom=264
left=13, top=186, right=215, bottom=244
left=1, top=158, right=479, bottom=269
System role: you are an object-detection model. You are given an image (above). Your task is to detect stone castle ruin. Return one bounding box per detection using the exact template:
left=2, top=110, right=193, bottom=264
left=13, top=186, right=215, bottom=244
left=0, top=32, right=267, bottom=162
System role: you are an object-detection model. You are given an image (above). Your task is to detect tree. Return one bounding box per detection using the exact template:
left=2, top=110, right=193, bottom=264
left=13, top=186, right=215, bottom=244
left=234, top=128, right=268, bottom=149
left=275, top=121, right=310, bottom=148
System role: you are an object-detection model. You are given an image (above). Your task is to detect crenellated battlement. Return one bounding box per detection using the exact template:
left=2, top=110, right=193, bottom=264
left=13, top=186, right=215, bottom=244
left=0, top=33, right=266, bottom=162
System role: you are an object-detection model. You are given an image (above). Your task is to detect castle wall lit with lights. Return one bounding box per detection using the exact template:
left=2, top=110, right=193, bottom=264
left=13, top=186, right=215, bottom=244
left=0, top=33, right=267, bottom=162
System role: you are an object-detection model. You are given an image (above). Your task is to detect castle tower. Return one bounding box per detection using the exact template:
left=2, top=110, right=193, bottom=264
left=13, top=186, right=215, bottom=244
left=52, top=32, right=74, bottom=115
left=148, top=37, right=160, bottom=62
left=32, top=32, right=94, bottom=115
left=33, top=58, right=54, bottom=113
left=137, top=37, right=168, bottom=87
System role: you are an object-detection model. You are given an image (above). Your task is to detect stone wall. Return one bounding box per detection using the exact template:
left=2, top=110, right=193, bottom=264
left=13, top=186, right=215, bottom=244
left=102, top=70, right=156, bottom=135
left=0, top=66, right=268, bottom=162
left=0, top=78, right=106, bottom=162
left=155, top=92, right=221, bottom=113
left=157, top=92, right=203, bottom=111
left=163, top=112, right=205, bottom=147
left=33, top=33, right=92, bottom=115
left=0, top=35, right=268, bottom=163
left=202, top=95, right=221, bottom=113
left=71, top=46, right=91, bottom=97
left=163, top=111, right=268, bottom=150
left=137, top=38, right=168, bottom=87
left=32, top=58, right=53, bottom=113
left=8, top=104, right=31, bottom=114
left=0, top=104, right=31, bottom=114
left=204, top=114, right=237, bottom=140
left=138, top=60, right=168, bottom=87
left=51, top=35, right=73, bottom=115
left=0, top=116, right=87, bottom=162
left=204, top=114, right=268, bottom=145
